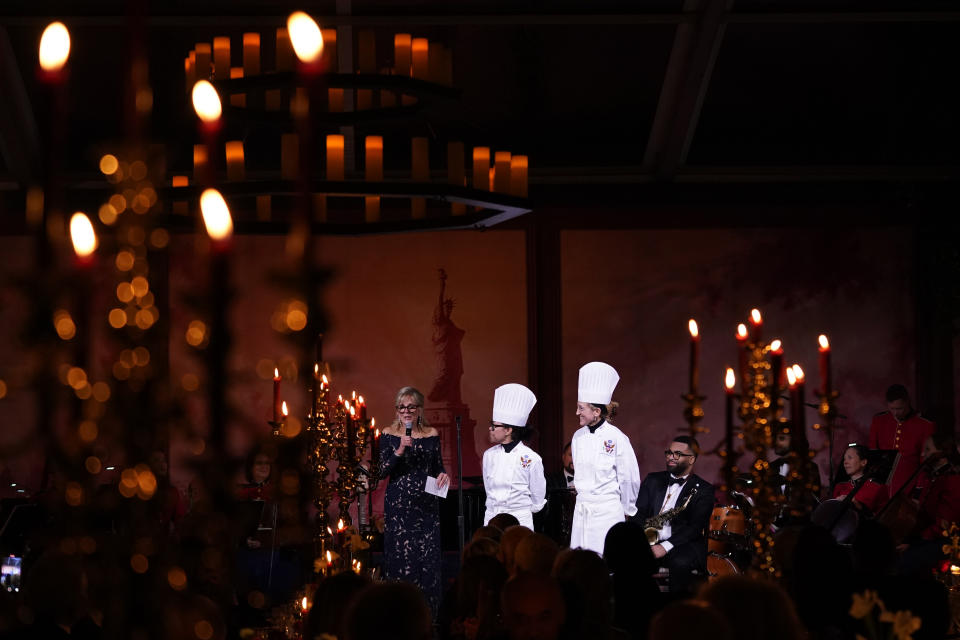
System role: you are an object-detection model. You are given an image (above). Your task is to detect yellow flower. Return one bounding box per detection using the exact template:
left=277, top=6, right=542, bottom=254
left=849, top=591, right=879, bottom=619
left=878, top=609, right=922, bottom=640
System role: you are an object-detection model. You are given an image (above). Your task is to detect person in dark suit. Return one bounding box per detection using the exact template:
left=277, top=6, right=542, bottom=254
left=632, top=435, right=714, bottom=593
left=536, top=441, right=576, bottom=545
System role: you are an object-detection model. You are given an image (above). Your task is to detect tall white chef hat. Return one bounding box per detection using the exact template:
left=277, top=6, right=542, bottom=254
left=578, top=362, right=620, bottom=405
left=492, top=383, right=537, bottom=427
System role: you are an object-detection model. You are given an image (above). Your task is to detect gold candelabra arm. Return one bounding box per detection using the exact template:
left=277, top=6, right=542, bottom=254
left=681, top=392, right=707, bottom=437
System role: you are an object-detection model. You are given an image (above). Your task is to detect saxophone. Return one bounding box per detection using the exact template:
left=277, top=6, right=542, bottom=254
left=644, top=485, right=699, bottom=545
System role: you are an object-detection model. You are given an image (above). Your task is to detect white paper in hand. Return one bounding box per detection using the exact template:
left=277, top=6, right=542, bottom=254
left=424, top=476, right=449, bottom=498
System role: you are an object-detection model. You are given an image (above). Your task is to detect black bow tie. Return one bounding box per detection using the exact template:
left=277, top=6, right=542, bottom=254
left=668, top=476, right=687, bottom=485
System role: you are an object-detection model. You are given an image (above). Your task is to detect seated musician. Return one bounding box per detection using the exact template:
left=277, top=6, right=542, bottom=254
left=632, top=436, right=714, bottom=593
left=236, top=449, right=275, bottom=548
left=833, top=444, right=889, bottom=514
left=771, top=421, right=822, bottom=526
left=898, top=433, right=960, bottom=575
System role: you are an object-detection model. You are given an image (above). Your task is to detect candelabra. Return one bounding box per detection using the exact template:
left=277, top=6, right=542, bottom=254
left=738, top=337, right=784, bottom=575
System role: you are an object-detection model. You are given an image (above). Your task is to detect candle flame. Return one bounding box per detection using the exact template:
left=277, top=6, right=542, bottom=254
left=352, top=391, right=356, bottom=400
left=301, top=596, right=308, bottom=610
left=337, top=518, right=345, bottom=531
left=724, top=368, right=735, bottom=390
left=750, top=309, right=762, bottom=325
left=736, top=323, right=748, bottom=339
left=770, top=339, right=782, bottom=352
left=338, top=394, right=342, bottom=402
left=287, top=11, right=324, bottom=63
left=818, top=334, right=830, bottom=350
left=326, top=550, right=332, bottom=563
left=372, top=418, right=376, bottom=428
left=69, top=212, right=97, bottom=257
left=344, top=401, right=350, bottom=411
left=327, top=526, right=332, bottom=535
left=792, top=364, right=805, bottom=381
left=39, top=22, right=71, bottom=72
left=349, top=406, right=356, bottom=417
left=282, top=401, right=288, bottom=417
left=786, top=368, right=796, bottom=386
left=191, top=80, right=222, bottom=123
left=322, top=374, right=328, bottom=384
left=199, top=188, right=233, bottom=241
left=274, top=367, right=280, bottom=379
left=375, top=428, right=380, bottom=437
left=358, top=395, right=364, bottom=404
left=688, top=319, right=698, bottom=338
left=314, top=363, right=319, bottom=374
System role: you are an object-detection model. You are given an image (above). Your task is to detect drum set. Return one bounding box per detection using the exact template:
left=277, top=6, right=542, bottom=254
left=706, top=503, right=753, bottom=579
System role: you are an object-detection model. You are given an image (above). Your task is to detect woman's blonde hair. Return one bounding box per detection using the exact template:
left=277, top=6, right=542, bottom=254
left=389, top=386, right=430, bottom=431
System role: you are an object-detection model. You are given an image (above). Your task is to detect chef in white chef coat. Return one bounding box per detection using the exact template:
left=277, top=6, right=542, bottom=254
left=482, top=383, right=547, bottom=530
left=569, top=362, right=641, bottom=554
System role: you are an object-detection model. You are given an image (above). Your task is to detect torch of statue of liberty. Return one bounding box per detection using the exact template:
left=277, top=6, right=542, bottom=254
left=427, top=269, right=465, bottom=405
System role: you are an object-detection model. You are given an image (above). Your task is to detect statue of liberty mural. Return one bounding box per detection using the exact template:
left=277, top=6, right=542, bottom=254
left=427, top=269, right=464, bottom=405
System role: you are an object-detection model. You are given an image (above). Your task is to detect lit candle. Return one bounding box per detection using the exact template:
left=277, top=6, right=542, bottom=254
left=786, top=366, right=798, bottom=426
left=38, top=21, right=71, bottom=82
left=736, top=323, right=748, bottom=392
left=473, top=147, right=490, bottom=191
left=373, top=425, right=381, bottom=464
left=337, top=518, right=346, bottom=549
left=213, top=36, right=230, bottom=81
left=225, top=140, right=244, bottom=181
left=510, top=155, right=528, bottom=197
left=69, top=212, right=97, bottom=269
left=327, top=135, right=345, bottom=181
left=411, top=38, right=429, bottom=80
left=769, top=339, right=784, bottom=395
left=273, top=368, right=282, bottom=423
left=242, top=33, right=260, bottom=76
left=312, top=363, right=320, bottom=415
left=724, top=367, right=736, bottom=477
left=818, top=334, right=831, bottom=396
left=792, top=364, right=806, bottom=435
left=194, top=43, right=211, bottom=81
left=394, top=34, right=412, bottom=76
left=688, top=319, right=700, bottom=394
left=493, top=151, right=512, bottom=193
left=749, top=308, right=762, bottom=343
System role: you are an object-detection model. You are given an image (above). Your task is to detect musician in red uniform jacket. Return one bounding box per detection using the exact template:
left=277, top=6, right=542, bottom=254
left=898, top=433, right=960, bottom=576
left=832, top=444, right=889, bottom=514
left=868, top=384, right=935, bottom=494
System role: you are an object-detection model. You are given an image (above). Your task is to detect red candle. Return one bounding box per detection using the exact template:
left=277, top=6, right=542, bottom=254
left=769, top=339, right=784, bottom=394
left=688, top=319, right=700, bottom=394
left=273, top=368, right=282, bottom=423
left=724, top=367, right=736, bottom=463
left=818, top=335, right=831, bottom=396
left=736, top=323, right=748, bottom=392
left=373, top=425, right=381, bottom=464
left=749, top=308, right=762, bottom=343
left=793, top=365, right=806, bottom=434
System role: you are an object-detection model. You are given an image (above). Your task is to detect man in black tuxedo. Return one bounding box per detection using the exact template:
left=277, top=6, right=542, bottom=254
left=632, top=435, right=713, bottom=593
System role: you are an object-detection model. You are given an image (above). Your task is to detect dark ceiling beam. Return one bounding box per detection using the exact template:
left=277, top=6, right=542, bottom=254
left=642, top=0, right=731, bottom=181
left=0, top=27, right=41, bottom=185
left=2, top=11, right=960, bottom=26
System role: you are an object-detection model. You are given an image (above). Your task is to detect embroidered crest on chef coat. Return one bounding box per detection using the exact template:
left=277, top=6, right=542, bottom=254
left=520, top=455, right=532, bottom=468
left=604, top=439, right=615, bottom=454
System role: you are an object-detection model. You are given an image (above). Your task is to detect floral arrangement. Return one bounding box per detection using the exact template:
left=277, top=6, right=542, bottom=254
left=849, top=591, right=921, bottom=640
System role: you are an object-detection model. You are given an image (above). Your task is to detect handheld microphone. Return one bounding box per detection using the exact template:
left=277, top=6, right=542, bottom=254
left=404, top=421, right=413, bottom=437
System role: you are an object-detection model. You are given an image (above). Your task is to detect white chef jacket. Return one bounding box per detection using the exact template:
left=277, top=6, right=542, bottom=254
left=569, top=420, right=641, bottom=554
left=482, top=440, right=547, bottom=529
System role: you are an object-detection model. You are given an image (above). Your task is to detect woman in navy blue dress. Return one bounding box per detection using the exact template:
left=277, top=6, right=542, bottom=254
left=379, top=386, right=450, bottom=616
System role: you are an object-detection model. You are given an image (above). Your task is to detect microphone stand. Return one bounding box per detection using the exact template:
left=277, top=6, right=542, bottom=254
left=456, top=415, right=465, bottom=556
